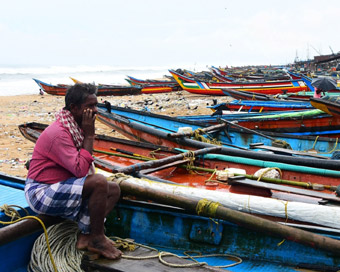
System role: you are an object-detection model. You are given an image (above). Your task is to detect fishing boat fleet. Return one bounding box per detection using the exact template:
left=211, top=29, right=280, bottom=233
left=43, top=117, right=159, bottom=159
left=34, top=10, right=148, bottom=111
left=2, top=64, right=340, bottom=271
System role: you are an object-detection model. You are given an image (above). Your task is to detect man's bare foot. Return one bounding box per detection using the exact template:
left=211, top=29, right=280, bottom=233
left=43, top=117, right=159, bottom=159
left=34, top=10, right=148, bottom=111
left=76, top=233, right=90, bottom=251
left=77, top=233, right=117, bottom=251
left=87, top=235, right=122, bottom=260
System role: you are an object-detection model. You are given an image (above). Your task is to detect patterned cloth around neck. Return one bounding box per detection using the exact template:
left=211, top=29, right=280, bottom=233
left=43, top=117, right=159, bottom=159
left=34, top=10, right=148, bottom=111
left=55, top=109, right=84, bottom=150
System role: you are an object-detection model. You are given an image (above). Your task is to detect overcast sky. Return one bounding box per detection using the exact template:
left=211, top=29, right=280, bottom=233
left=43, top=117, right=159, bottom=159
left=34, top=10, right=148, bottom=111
left=1, top=0, right=339, bottom=68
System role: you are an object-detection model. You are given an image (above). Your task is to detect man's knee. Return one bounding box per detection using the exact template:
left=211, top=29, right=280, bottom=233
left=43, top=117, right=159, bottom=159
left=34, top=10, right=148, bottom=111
left=84, top=174, right=109, bottom=196
left=108, top=181, right=121, bottom=198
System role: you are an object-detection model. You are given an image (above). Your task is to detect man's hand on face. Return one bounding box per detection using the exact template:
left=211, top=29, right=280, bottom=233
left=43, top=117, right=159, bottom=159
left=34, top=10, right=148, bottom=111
left=82, top=108, right=96, bottom=137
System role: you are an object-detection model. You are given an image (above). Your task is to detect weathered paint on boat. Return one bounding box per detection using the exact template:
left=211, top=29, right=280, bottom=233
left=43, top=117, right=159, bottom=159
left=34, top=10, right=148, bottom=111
left=18, top=122, right=340, bottom=193
left=96, top=104, right=340, bottom=158
left=32, top=78, right=142, bottom=96
left=2, top=174, right=340, bottom=271
left=106, top=198, right=340, bottom=271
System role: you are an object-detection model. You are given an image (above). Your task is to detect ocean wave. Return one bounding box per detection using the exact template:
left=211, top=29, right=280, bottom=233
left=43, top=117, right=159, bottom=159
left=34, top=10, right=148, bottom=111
left=0, top=65, right=175, bottom=76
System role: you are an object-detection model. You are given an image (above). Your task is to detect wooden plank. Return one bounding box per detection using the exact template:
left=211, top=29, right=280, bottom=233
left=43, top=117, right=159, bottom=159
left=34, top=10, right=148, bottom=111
left=81, top=246, right=225, bottom=272
left=228, top=177, right=340, bottom=203
left=249, top=144, right=328, bottom=159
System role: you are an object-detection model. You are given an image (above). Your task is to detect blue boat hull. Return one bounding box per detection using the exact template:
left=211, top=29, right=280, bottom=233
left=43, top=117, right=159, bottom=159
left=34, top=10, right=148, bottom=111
left=106, top=199, right=340, bottom=271
left=1, top=174, right=340, bottom=271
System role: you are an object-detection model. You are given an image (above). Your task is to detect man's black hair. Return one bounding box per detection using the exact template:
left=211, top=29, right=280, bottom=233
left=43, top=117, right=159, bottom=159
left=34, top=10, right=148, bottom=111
left=64, top=83, right=97, bottom=110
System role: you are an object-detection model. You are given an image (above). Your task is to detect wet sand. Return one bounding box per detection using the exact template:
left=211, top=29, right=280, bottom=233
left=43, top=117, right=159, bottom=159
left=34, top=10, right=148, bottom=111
left=0, top=91, right=225, bottom=178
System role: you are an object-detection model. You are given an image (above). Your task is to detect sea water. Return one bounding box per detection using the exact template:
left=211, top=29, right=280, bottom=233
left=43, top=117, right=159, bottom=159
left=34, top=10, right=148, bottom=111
left=0, top=65, right=199, bottom=96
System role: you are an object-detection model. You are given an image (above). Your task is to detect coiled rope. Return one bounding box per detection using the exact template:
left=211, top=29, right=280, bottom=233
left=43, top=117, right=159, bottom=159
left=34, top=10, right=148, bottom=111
left=28, top=220, right=82, bottom=272
left=27, top=217, right=242, bottom=271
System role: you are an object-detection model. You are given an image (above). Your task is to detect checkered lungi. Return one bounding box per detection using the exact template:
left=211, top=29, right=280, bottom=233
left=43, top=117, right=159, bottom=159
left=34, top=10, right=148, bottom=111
left=25, top=177, right=90, bottom=234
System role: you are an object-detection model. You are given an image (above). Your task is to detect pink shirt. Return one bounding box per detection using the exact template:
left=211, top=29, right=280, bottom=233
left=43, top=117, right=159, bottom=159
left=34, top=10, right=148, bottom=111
left=27, top=121, right=94, bottom=184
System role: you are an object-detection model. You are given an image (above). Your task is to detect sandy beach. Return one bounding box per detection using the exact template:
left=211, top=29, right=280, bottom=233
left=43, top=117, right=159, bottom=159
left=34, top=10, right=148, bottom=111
left=0, top=91, right=222, bottom=178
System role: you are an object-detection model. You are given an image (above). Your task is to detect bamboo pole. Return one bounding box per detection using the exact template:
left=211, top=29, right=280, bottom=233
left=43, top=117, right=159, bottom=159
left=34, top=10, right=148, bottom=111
left=119, top=178, right=340, bottom=256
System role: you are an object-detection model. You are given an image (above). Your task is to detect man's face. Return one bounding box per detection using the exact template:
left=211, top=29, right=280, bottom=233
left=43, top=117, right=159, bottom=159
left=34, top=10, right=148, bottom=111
left=72, top=94, right=98, bottom=125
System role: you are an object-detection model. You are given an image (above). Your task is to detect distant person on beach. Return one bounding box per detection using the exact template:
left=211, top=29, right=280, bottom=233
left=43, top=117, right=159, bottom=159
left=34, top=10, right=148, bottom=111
left=313, top=87, right=324, bottom=98
left=25, top=83, right=122, bottom=260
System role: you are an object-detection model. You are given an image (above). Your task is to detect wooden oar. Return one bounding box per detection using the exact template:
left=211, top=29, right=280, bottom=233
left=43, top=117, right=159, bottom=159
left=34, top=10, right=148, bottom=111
left=116, top=146, right=221, bottom=174
left=118, top=177, right=340, bottom=256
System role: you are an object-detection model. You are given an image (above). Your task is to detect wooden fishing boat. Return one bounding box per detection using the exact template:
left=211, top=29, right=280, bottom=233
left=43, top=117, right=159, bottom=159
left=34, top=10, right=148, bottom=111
left=182, top=106, right=340, bottom=138
left=169, top=69, right=308, bottom=96
left=32, top=78, right=69, bottom=96
left=2, top=173, right=340, bottom=271
left=96, top=104, right=340, bottom=159
left=287, top=70, right=340, bottom=91
left=96, top=104, right=340, bottom=172
left=141, top=84, right=182, bottom=94
left=210, top=66, right=291, bottom=83
left=126, top=75, right=178, bottom=86
left=33, top=78, right=142, bottom=96
left=210, top=99, right=313, bottom=113
left=19, top=122, right=340, bottom=194
left=211, top=66, right=292, bottom=81
left=310, top=96, right=340, bottom=117
left=225, top=109, right=340, bottom=137
left=219, top=88, right=339, bottom=101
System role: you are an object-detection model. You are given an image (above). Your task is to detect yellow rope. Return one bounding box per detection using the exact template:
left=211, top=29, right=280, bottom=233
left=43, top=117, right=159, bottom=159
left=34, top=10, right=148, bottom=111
left=0, top=204, right=29, bottom=220
left=107, top=173, right=130, bottom=184
left=114, top=239, right=136, bottom=251
left=149, top=148, right=162, bottom=159
left=183, top=150, right=196, bottom=173
left=205, top=168, right=217, bottom=182
left=196, top=199, right=220, bottom=217
left=277, top=200, right=289, bottom=246
left=256, top=167, right=282, bottom=181
left=326, top=137, right=339, bottom=154
left=0, top=205, right=58, bottom=272
left=110, top=236, right=242, bottom=269
left=311, top=136, right=320, bottom=149
left=307, top=136, right=340, bottom=154
left=192, top=128, right=222, bottom=145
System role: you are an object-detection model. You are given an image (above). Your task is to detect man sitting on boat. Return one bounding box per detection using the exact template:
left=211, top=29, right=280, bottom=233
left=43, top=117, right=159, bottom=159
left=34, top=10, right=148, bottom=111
left=24, top=83, right=122, bottom=260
